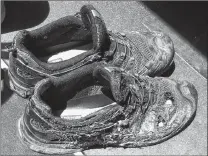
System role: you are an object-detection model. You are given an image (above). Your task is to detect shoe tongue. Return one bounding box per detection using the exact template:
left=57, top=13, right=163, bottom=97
left=93, top=65, right=113, bottom=87
left=80, top=5, right=109, bottom=52
left=93, top=66, right=125, bottom=104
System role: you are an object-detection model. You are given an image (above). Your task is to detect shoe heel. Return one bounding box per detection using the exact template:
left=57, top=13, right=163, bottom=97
left=8, top=71, right=34, bottom=98
left=17, top=116, right=83, bottom=154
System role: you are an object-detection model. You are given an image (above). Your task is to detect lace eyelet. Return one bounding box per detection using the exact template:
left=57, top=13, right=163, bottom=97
left=164, top=92, right=174, bottom=101
left=157, top=115, right=166, bottom=127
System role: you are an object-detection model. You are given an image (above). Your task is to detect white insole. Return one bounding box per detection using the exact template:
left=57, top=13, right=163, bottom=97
left=41, top=42, right=92, bottom=63
left=46, top=49, right=87, bottom=63
left=59, top=102, right=117, bottom=120
left=53, top=94, right=116, bottom=120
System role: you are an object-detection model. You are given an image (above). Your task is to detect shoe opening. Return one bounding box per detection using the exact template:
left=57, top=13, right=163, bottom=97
left=38, top=41, right=93, bottom=63
left=29, top=41, right=93, bottom=63
left=40, top=78, right=116, bottom=120
left=53, top=94, right=115, bottom=120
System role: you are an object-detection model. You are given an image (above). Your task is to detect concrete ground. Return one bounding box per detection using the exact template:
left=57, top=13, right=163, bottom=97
left=1, top=1, right=207, bottom=155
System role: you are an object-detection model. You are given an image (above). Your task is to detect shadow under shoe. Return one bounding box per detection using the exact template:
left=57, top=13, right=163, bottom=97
left=2, top=1, right=49, bottom=34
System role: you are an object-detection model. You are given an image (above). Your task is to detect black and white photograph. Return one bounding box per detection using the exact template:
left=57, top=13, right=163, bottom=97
left=1, top=1, right=207, bottom=155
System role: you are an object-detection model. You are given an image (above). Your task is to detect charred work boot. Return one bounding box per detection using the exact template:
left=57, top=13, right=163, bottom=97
left=18, top=63, right=197, bottom=154
left=8, top=4, right=174, bottom=98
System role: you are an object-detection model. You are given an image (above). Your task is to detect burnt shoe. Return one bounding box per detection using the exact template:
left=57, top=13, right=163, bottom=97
left=8, top=5, right=108, bottom=98
left=73, top=5, right=175, bottom=96
left=76, top=5, right=175, bottom=77
left=18, top=63, right=197, bottom=154
left=9, top=4, right=174, bottom=98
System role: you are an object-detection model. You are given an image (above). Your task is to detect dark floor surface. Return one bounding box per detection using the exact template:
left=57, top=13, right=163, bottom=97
left=143, top=2, right=208, bottom=56
left=142, top=1, right=208, bottom=78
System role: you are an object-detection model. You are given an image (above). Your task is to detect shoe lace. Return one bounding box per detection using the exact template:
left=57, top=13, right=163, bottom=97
left=105, top=31, right=153, bottom=76
left=74, top=12, right=82, bottom=19
left=114, top=74, right=161, bottom=133
left=104, top=31, right=135, bottom=71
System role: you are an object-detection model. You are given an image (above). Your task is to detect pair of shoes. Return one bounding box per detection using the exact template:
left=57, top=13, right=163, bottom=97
left=8, top=5, right=174, bottom=98
left=11, top=4, right=197, bottom=154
